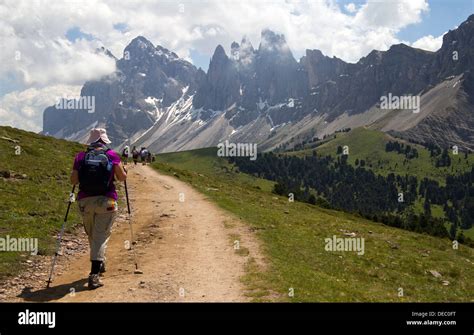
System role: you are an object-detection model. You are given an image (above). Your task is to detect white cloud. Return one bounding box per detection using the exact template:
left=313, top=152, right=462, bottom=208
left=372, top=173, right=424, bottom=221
left=412, top=34, right=444, bottom=51
left=1, top=0, right=432, bottom=82
left=354, top=0, right=429, bottom=30
left=0, top=0, right=433, bottom=132
left=345, top=3, right=357, bottom=14
left=0, top=85, right=81, bottom=132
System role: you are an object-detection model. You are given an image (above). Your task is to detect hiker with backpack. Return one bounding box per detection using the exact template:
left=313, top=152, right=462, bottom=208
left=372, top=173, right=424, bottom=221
left=122, top=145, right=130, bottom=165
left=140, top=147, right=149, bottom=165
left=132, top=146, right=139, bottom=165
left=70, top=128, right=127, bottom=290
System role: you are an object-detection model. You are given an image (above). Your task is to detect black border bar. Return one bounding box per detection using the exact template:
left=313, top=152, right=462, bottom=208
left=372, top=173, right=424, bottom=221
left=0, top=302, right=472, bottom=333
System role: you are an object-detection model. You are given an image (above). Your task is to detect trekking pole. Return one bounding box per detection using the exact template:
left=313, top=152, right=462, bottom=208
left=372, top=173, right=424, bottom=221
left=124, top=180, right=142, bottom=274
left=46, top=185, right=76, bottom=288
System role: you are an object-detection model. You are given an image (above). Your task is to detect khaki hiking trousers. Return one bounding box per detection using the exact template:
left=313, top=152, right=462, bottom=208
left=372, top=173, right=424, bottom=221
left=78, top=196, right=118, bottom=261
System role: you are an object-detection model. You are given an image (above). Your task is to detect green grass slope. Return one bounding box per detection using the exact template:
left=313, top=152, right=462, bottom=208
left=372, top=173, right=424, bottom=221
left=0, top=126, right=84, bottom=279
left=153, top=147, right=474, bottom=302
left=288, top=127, right=474, bottom=237
left=289, top=127, right=474, bottom=185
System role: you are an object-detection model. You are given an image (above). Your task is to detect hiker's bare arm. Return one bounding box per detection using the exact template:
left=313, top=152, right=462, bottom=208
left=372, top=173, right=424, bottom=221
left=114, top=163, right=127, bottom=181
left=70, top=169, right=79, bottom=185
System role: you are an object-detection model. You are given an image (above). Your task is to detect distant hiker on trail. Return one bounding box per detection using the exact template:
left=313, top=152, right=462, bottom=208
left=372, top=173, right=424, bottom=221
left=122, top=145, right=130, bottom=165
left=140, top=147, right=149, bottom=165
left=132, top=146, right=139, bottom=165
left=70, top=128, right=127, bottom=290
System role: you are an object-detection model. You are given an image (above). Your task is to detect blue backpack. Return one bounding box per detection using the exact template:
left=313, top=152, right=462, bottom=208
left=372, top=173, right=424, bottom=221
left=78, top=143, right=113, bottom=195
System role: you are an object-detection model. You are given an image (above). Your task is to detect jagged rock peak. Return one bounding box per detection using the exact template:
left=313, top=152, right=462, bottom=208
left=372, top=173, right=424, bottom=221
left=231, top=41, right=240, bottom=59
left=241, top=35, right=254, bottom=51
left=212, top=44, right=228, bottom=60
left=96, top=46, right=117, bottom=60
left=127, top=36, right=155, bottom=49
left=259, top=29, right=288, bottom=51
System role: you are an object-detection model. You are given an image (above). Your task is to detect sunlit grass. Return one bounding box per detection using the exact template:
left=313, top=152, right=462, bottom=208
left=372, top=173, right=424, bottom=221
left=153, top=147, right=474, bottom=302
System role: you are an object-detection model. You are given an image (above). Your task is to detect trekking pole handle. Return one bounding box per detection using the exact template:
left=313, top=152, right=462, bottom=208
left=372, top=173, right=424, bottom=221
left=64, top=185, right=76, bottom=221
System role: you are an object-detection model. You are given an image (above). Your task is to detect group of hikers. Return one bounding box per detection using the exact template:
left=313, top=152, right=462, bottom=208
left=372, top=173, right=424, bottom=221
left=68, top=128, right=153, bottom=289
left=121, top=145, right=154, bottom=165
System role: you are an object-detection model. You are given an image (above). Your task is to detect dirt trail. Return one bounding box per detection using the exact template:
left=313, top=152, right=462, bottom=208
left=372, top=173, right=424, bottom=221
left=14, top=165, right=264, bottom=302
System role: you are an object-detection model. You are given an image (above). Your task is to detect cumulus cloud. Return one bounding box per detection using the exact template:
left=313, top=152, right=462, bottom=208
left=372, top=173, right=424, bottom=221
left=412, top=34, right=444, bottom=51
left=0, top=85, right=81, bottom=132
left=0, top=0, right=116, bottom=87
left=354, top=0, right=429, bottom=30
left=12, top=39, right=116, bottom=86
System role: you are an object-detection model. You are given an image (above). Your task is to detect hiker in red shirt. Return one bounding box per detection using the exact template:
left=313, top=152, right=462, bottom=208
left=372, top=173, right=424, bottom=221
left=70, top=128, right=127, bottom=289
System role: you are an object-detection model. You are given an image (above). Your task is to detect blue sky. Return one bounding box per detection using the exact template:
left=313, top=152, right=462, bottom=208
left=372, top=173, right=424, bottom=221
left=387, top=0, right=472, bottom=41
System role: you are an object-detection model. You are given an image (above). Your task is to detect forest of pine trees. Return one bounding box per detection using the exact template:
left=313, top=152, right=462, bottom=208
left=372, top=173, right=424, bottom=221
left=385, top=141, right=419, bottom=159
left=229, top=151, right=474, bottom=244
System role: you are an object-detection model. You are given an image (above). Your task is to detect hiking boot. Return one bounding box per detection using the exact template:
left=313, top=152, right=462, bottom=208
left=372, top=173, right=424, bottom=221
left=88, top=274, right=104, bottom=290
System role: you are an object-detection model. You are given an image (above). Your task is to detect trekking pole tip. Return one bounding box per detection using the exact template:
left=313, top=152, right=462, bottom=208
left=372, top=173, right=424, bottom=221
left=134, top=264, right=143, bottom=274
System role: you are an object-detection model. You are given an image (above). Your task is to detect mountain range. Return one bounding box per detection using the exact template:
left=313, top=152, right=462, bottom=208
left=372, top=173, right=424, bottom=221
left=43, top=14, right=474, bottom=152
